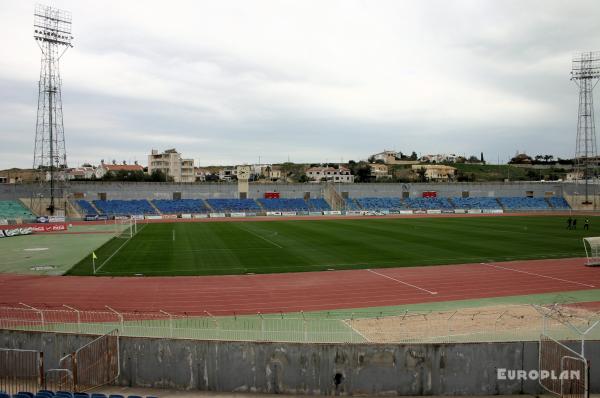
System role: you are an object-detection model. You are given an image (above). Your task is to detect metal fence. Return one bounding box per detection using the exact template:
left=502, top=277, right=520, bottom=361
left=59, top=330, right=119, bottom=392
left=539, top=334, right=588, bottom=398
left=0, top=304, right=598, bottom=344
left=0, top=348, right=42, bottom=395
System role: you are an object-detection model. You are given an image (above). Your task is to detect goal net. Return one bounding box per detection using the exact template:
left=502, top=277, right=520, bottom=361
left=114, top=218, right=137, bottom=239
left=582, top=237, right=600, bottom=266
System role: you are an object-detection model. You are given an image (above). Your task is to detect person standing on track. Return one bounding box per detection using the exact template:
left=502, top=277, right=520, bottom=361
left=572, top=218, right=577, bottom=230
left=567, top=217, right=572, bottom=230
left=585, top=218, right=590, bottom=231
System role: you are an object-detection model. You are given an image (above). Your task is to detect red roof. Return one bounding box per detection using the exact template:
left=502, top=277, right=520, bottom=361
left=102, top=164, right=144, bottom=172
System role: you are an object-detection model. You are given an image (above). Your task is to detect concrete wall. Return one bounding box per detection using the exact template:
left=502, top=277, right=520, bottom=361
left=0, top=181, right=572, bottom=201
left=1, top=330, right=598, bottom=395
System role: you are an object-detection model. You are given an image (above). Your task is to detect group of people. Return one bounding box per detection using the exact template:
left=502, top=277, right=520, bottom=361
left=567, top=216, right=590, bottom=230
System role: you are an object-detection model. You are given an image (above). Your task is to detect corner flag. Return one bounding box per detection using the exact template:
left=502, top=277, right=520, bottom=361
left=92, top=252, right=98, bottom=260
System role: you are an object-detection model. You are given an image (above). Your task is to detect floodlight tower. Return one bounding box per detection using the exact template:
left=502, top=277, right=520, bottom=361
left=32, top=4, right=73, bottom=215
left=571, top=51, right=600, bottom=205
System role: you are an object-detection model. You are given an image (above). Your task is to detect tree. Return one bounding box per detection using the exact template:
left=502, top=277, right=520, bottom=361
left=415, top=167, right=427, bottom=182
left=148, top=169, right=168, bottom=182
left=410, top=151, right=418, bottom=161
left=367, top=155, right=376, bottom=163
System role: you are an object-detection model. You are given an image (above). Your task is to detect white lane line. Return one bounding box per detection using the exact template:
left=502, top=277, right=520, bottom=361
left=481, top=262, right=596, bottom=288
left=236, top=225, right=283, bottom=249
left=366, top=269, right=438, bottom=295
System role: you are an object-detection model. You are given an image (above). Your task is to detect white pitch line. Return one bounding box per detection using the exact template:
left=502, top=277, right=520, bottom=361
left=366, top=269, right=438, bottom=295
left=236, top=225, right=282, bottom=249
left=481, top=263, right=596, bottom=288
left=95, top=224, right=146, bottom=274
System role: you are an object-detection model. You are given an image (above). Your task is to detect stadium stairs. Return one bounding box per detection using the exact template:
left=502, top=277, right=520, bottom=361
left=202, top=199, right=215, bottom=212
left=147, top=200, right=162, bottom=215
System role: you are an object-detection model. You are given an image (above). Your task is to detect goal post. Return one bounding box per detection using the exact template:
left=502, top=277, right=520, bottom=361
left=114, top=218, right=137, bottom=239
left=582, top=237, right=600, bottom=266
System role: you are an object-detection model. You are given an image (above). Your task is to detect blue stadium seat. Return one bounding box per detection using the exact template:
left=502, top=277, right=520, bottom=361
left=17, top=393, right=34, bottom=398
left=403, top=197, right=453, bottom=210
left=152, top=199, right=208, bottom=214
left=76, top=200, right=98, bottom=215
left=90, top=394, right=106, bottom=398
left=108, top=395, right=124, bottom=398
left=344, top=198, right=360, bottom=210
left=206, top=199, right=261, bottom=213
left=547, top=197, right=571, bottom=209
left=257, top=198, right=309, bottom=211
left=93, top=200, right=157, bottom=216
left=498, top=197, right=550, bottom=210
left=450, top=197, right=501, bottom=209
left=355, top=197, right=405, bottom=211
left=307, top=198, right=331, bottom=211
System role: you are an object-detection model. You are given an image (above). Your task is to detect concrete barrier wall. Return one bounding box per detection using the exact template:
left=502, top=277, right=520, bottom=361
left=0, top=181, right=571, bottom=201
left=1, top=330, right=598, bottom=395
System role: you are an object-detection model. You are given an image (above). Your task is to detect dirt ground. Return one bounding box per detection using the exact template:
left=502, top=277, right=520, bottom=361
left=348, top=304, right=600, bottom=343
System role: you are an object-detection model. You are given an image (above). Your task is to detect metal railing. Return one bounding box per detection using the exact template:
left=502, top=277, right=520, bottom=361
left=1, top=304, right=598, bottom=344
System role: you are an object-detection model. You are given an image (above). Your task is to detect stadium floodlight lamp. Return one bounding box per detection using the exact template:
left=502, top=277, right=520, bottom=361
left=33, top=4, right=73, bottom=47
left=571, top=51, right=600, bottom=81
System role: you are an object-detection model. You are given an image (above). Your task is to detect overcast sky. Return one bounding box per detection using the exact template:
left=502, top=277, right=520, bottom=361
left=1, top=0, right=599, bottom=169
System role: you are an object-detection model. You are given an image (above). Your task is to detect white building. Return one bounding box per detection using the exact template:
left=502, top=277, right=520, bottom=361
left=371, top=150, right=398, bottom=163
left=306, top=166, right=354, bottom=183
left=148, top=149, right=195, bottom=183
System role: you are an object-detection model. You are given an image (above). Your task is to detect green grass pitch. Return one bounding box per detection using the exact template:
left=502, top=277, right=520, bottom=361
left=66, top=215, right=595, bottom=276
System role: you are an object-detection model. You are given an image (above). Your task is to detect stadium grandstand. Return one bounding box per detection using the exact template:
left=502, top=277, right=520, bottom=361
left=0, top=200, right=35, bottom=220
left=65, top=194, right=575, bottom=217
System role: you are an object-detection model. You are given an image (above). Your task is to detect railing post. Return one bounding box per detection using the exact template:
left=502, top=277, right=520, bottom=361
left=258, top=312, right=264, bottom=340
left=20, top=302, right=44, bottom=330
left=63, top=305, right=81, bottom=333
left=160, top=310, right=173, bottom=338
left=105, top=306, right=123, bottom=334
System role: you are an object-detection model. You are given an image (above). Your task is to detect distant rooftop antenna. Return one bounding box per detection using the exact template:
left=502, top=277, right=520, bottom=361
left=571, top=51, right=600, bottom=205
left=32, top=4, right=73, bottom=215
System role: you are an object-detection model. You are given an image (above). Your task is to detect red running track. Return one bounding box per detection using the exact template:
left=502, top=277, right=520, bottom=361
left=0, top=258, right=599, bottom=315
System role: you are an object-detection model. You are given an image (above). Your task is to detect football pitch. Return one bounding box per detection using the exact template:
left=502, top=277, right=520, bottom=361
left=66, top=215, right=594, bottom=276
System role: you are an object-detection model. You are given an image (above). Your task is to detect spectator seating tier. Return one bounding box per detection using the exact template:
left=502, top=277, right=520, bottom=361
left=307, top=198, right=331, bottom=211
left=498, top=197, right=550, bottom=210
left=547, top=197, right=571, bottom=209
left=76, top=200, right=99, bottom=215
left=93, top=200, right=157, bottom=216
left=403, top=197, right=453, bottom=210
left=450, top=197, right=501, bottom=209
left=258, top=198, right=309, bottom=211
left=152, top=199, right=208, bottom=214
left=355, top=197, right=405, bottom=211
left=0, top=200, right=35, bottom=220
left=206, top=199, right=261, bottom=213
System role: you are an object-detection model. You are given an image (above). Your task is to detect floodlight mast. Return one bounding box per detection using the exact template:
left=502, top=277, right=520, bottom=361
left=32, top=4, right=73, bottom=216
left=571, top=51, right=600, bottom=205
